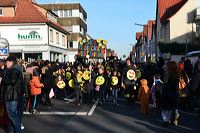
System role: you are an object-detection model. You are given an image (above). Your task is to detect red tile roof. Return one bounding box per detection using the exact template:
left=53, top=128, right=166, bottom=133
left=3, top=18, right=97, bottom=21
left=147, top=20, right=155, bottom=39
left=158, top=0, right=188, bottom=24
left=0, top=0, right=19, bottom=7
left=136, top=32, right=143, bottom=40
left=0, top=0, right=68, bottom=34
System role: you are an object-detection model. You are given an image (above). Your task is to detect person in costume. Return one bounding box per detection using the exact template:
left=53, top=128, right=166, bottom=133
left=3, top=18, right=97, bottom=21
left=111, top=70, right=119, bottom=104
left=105, top=66, right=112, bottom=101
left=151, top=74, right=163, bottom=110
left=121, top=58, right=137, bottom=103
left=65, top=66, right=74, bottom=96
left=74, top=67, right=84, bottom=106
left=95, top=66, right=106, bottom=106
left=138, top=79, right=150, bottom=115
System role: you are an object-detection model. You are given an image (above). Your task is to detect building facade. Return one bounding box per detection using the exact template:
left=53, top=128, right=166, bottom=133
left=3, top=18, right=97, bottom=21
left=0, top=0, right=69, bottom=62
left=156, top=0, right=198, bottom=44
left=41, top=3, right=87, bottom=62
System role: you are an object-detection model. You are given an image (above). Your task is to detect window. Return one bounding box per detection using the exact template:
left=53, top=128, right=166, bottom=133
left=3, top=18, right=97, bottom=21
left=83, top=15, right=87, bottom=22
left=0, top=8, right=3, bottom=16
left=62, top=35, right=65, bottom=46
left=64, top=10, right=68, bottom=17
left=68, top=10, right=72, bottom=17
left=80, top=26, right=82, bottom=32
left=60, top=10, right=64, bottom=17
left=69, top=42, right=73, bottom=48
left=50, top=29, right=53, bottom=42
left=56, top=32, right=59, bottom=44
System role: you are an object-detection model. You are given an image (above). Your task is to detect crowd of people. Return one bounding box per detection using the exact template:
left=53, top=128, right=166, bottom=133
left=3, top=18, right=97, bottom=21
left=0, top=55, right=200, bottom=133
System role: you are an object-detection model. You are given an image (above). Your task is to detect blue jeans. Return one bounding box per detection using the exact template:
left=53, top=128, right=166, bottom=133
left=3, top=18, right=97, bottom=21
left=6, top=100, right=22, bottom=133
left=112, top=88, right=118, bottom=100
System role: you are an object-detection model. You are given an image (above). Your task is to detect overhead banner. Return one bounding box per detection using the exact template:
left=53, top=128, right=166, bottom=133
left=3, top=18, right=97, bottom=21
left=78, top=38, right=107, bottom=59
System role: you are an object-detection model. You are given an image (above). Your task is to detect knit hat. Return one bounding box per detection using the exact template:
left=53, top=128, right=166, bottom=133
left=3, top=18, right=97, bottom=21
left=5, top=56, right=17, bottom=62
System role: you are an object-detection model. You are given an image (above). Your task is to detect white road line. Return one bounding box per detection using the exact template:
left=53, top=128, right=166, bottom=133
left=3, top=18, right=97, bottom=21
left=75, top=112, right=88, bottom=116
left=24, top=111, right=86, bottom=116
left=87, top=100, right=99, bottom=116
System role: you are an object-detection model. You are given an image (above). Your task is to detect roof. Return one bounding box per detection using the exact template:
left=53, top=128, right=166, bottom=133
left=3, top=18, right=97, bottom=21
left=0, top=0, right=19, bottom=7
left=157, top=0, right=188, bottom=24
left=147, top=20, right=155, bottom=39
left=136, top=32, right=143, bottom=40
left=0, top=0, right=68, bottom=34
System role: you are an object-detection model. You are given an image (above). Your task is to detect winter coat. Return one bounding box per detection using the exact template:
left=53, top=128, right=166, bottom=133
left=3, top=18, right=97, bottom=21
left=30, top=76, right=44, bottom=95
left=23, top=72, right=32, bottom=97
left=161, top=78, right=178, bottom=110
left=41, top=66, right=54, bottom=90
left=2, top=64, right=24, bottom=101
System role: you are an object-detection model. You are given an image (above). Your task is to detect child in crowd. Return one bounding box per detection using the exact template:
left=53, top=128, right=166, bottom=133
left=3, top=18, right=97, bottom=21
left=30, top=68, right=44, bottom=114
left=151, top=74, right=163, bottom=110
left=111, top=70, right=119, bottom=104
left=138, top=79, right=150, bottom=115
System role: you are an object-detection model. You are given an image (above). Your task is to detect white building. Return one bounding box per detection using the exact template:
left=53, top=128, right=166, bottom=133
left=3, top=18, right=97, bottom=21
left=41, top=3, right=88, bottom=62
left=156, top=0, right=199, bottom=44
left=0, top=0, right=69, bottom=62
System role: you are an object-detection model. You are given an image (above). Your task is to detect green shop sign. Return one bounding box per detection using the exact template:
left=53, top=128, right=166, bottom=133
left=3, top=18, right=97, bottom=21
left=18, top=31, right=42, bottom=41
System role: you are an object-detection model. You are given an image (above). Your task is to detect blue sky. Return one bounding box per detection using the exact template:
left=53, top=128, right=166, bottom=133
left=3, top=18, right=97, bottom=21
left=36, top=0, right=156, bottom=58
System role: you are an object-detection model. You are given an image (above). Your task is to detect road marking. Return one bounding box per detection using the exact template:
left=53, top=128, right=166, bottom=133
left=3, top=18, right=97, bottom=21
left=24, top=111, right=87, bottom=116
left=76, top=112, right=88, bottom=116
left=87, top=99, right=99, bottom=116
left=179, top=110, right=199, bottom=116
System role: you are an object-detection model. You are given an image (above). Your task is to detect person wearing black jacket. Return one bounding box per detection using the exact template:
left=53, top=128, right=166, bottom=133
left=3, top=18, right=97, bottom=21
left=121, top=58, right=137, bottom=103
left=41, top=60, right=54, bottom=106
left=161, top=61, right=179, bottom=126
left=74, top=71, right=83, bottom=106
left=2, top=56, right=24, bottom=133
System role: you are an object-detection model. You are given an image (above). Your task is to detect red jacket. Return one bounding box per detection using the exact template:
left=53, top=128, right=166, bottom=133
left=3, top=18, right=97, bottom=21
left=30, top=76, right=44, bottom=95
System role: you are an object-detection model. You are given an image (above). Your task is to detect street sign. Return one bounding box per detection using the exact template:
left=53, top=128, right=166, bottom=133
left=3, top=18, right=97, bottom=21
left=0, top=37, right=9, bottom=57
left=0, top=48, right=8, bottom=55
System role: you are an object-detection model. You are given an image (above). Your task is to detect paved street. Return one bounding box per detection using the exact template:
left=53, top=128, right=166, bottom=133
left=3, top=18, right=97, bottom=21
left=12, top=98, right=200, bottom=133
